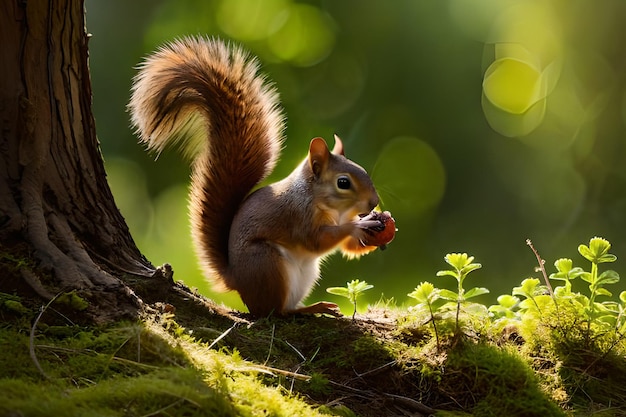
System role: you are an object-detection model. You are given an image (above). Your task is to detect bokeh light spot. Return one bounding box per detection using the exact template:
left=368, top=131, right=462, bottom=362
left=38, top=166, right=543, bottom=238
left=372, top=136, right=445, bottom=218
left=483, top=58, right=542, bottom=114
left=216, top=0, right=289, bottom=41
left=267, top=4, right=335, bottom=66
left=482, top=91, right=546, bottom=138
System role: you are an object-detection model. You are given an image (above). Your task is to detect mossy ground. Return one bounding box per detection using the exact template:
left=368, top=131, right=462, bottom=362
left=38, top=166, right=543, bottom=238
left=1, top=286, right=625, bottom=417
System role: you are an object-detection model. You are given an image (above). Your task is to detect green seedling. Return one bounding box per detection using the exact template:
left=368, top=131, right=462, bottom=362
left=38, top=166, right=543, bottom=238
left=436, top=253, right=489, bottom=334
left=327, top=279, right=373, bottom=319
left=487, top=237, right=626, bottom=349
left=549, top=258, right=585, bottom=298
left=408, top=281, right=441, bottom=348
left=512, top=277, right=552, bottom=318
left=488, top=294, right=520, bottom=321
left=576, top=237, right=620, bottom=336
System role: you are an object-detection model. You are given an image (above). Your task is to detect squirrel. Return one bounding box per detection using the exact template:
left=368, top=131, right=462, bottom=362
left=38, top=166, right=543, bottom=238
left=128, top=37, right=388, bottom=317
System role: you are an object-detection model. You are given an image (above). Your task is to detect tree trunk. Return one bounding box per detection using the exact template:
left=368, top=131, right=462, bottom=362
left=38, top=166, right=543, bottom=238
left=0, top=0, right=156, bottom=321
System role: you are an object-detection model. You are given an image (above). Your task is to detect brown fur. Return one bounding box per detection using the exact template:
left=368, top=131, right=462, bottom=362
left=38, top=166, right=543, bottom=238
left=129, top=38, right=380, bottom=317
left=128, top=37, right=284, bottom=289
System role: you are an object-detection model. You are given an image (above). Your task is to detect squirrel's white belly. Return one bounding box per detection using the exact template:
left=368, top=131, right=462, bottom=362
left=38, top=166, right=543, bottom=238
left=275, top=244, right=321, bottom=311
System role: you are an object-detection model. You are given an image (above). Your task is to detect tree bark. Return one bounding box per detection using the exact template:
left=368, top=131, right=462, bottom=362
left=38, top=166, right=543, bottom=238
left=0, top=0, right=155, bottom=321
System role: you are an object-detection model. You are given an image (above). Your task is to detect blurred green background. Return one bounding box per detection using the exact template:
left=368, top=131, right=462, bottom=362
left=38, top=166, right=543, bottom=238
left=86, top=0, right=626, bottom=314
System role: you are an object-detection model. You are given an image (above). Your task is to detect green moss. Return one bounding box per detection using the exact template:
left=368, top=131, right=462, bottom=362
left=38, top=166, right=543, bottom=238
left=515, top=303, right=626, bottom=415
left=442, top=342, right=565, bottom=417
left=0, top=252, right=34, bottom=271
left=4, top=299, right=29, bottom=314
left=0, top=318, right=329, bottom=417
left=0, top=293, right=32, bottom=317
left=2, top=294, right=626, bottom=417
left=0, top=370, right=234, bottom=417
left=55, top=291, right=89, bottom=311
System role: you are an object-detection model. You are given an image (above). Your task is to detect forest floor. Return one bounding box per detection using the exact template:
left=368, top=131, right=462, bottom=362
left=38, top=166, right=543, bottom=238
left=1, top=278, right=626, bottom=417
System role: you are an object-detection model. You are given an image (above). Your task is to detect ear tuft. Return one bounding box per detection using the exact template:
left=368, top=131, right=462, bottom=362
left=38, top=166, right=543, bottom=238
left=309, top=137, right=330, bottom=177
left=332, top=134, right=345, bottom=156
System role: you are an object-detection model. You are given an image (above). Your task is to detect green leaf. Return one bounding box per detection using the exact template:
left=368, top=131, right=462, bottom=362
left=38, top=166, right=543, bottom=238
left=487, top=304, right=507, bottom=316
left=593, top=310, right=617, bottom=327
left=444, top=253, right=480, bottom=272
left=326, top=287, right=350, bottom=298
left=589, top=236, right=611, bottom=255
left=554, top=258, right=573, bottom=273
left=534, top=294, right=553, bottom=310
left=408, top=282, right=439, bottom=304
left=578, top=244, right=595, bottom=263
left=550, top=258, right=585, bottom=281
left=444, top=253, right=474, bottom=270
left=464, top=287, right=490, bottom=299
left=593, top=301, right=617, bottom=314
left=601, top=301, right=619, bottom=314
left=519, top=298, right=537, bottom=311
left=573, top=293, right=590, bottom=307
left=512, top=278, right=542, bottom=298
left=497, top=294, right=520, bottom=309
left=594, top=287, right=613, bottom=298
left=436, top=270, right=458, bottom=278
left=488, top=299, right=518, bottom=318
left=620, top=291, right=626, bottom=304
left=461, top=263, right=483, bottom=276
left=596, top=270, right=620, bottom=286
left=438, top=289, right=459, bottom=301
left=461, top=302, right=489, bottom=317
left=579, top=237, right=616, bottom=264
left=347, top=279, right=374, bottom=294
left=598, top=254, right=617, bottom=263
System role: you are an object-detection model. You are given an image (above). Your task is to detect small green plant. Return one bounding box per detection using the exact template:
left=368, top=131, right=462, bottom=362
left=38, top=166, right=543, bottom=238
left=488, top=294, right=520, bottom=322
left=327, top=279, right=373, bottom=319
left=408, top=281, right=441, bottom=348
left=436, top=253, right=489, bottom=334
left=549, top=257, right=585, bottom=297
left=487, top=237, right=625, bottom=349
left=512, top=277, right=552, bottom=319
left=577, top=237, right=620, bottom=333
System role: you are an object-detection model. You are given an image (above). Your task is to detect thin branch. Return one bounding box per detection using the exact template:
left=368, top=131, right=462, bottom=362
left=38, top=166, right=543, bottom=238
left=284, top=339, right=306, bottom=362
left=328, top=380, right=436, bottom=416
left=350, top=360, right=397, bottom=381
left=526, top=239, right=555, bottom=298
left=29, top=292, right=65, bottom=380
left=253, top=364, right=312, bottom=381
left=385, top=392, right=438, bottom=415
left=207, top=322, right=237, bottom=350
left=30, top=306, right=49, bottom=380
left=263, top=324, right=276, bottom=366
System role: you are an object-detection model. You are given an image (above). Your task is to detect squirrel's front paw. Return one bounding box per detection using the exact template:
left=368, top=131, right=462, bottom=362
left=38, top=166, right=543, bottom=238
left=315, top=302, right=342, bottom=317
left=292, top=302, right=342, bottom=317
left=356, top=210, right=396, bottom=249
left=355, top=212, right=383, bottom=229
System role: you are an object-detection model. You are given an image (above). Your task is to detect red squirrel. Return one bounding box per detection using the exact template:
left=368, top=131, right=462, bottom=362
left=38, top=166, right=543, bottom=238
left=128, top=37, right=393, bottom=317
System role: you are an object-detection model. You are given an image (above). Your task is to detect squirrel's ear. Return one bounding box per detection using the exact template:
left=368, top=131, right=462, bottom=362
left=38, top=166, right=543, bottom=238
left=332, top=134, right=345, bottom=156
left=309, top=137, right=330, bottom=177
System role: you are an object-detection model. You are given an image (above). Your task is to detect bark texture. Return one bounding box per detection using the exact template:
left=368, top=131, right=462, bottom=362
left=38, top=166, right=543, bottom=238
left=0, top=0, right=154, bottom=320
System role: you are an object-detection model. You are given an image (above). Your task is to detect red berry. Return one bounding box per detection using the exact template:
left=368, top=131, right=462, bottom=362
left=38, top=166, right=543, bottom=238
left=362, top=211, right=396, bottom=249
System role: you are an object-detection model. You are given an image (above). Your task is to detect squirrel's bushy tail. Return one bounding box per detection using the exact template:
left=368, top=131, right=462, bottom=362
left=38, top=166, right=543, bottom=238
left=128, top=37, right=285, bottom=288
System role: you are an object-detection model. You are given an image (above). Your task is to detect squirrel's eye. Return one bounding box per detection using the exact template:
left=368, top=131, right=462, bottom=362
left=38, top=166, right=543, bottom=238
left=337, top=176, right=351, bottom=190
